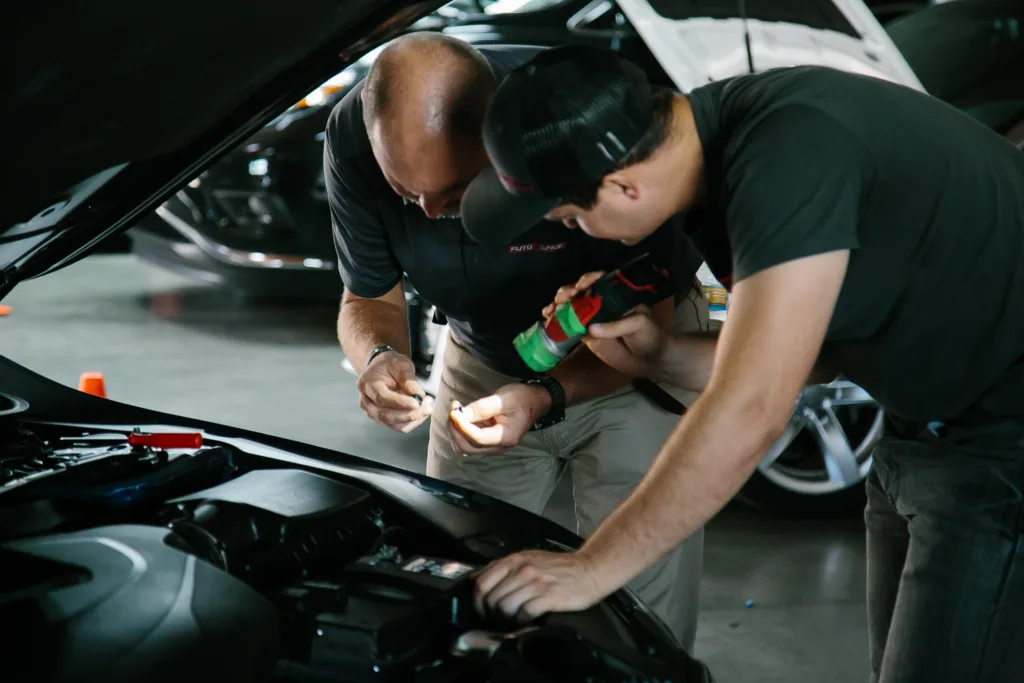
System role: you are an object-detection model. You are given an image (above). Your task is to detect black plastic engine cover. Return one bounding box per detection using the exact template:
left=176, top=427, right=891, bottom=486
left=2, top=524, right=279, bottom=683
left=165, top=468, right=378, bottom=583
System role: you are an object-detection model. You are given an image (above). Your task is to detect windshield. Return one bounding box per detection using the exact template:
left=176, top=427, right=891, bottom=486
left=886, top=0, right=1024, bottom=132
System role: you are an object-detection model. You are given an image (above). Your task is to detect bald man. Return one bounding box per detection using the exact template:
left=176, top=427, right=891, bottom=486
left=322, top=33, right=707, bottom=648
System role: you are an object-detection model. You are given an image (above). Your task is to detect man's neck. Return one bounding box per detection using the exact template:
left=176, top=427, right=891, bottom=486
left=659, top=95, right=706, bottom=212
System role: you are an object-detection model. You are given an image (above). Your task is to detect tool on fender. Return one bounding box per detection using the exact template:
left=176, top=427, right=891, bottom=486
left=513, top=252, right=675, bottom=373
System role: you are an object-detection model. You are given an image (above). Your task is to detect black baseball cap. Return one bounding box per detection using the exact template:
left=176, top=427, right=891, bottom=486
left=461, top=45, right=655, bottom=245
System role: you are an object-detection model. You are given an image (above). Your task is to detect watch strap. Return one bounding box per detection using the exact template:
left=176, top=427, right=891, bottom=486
left=524, top=375, right=566, bottom=431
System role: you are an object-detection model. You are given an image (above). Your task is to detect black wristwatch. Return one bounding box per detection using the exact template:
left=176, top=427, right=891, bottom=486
left=365, top=344, right=395, bottom=369
left=523, top=375, right=566, bottom=431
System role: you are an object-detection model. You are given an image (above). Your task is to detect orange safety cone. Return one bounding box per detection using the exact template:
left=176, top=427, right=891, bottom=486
left=78, top=372, right=107, bottom=398
left=0, top=305, right=11, bottom=316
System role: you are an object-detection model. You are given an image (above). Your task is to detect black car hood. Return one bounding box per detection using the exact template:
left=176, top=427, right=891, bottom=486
left=0, top=0, right=444, bottom=299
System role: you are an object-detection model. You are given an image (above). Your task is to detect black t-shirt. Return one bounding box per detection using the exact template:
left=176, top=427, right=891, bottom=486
left=324, top=45, right=703, bottom=378
left=685, top=65, right=1024, bottom=425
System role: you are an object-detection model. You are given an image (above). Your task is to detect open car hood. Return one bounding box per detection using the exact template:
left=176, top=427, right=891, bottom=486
left=0, top=0, right=447, bottom=299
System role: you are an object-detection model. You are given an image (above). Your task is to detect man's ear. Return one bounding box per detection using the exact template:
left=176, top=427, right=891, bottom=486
left=606, top=173, right=640, bottom=200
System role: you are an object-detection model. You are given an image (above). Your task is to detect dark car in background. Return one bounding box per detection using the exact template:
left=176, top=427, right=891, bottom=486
left=127, top=0, right=931, bottom=299
left=127, top=0, right=675, bottom=300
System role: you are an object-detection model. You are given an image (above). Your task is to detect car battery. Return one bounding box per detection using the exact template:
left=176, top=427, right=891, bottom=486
left=274, top=550, right=479, bottom=683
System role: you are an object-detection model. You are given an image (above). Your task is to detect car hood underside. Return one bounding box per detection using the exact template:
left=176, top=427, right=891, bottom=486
left=0, top=0, right=442, bottom=296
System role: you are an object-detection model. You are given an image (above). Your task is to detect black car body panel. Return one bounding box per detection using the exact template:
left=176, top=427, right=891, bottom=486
left=0, top=356, right=711, bottom=682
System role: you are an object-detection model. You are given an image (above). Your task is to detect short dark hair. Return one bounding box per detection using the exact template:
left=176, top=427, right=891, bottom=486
left=562, top=87, right=676, bottom=209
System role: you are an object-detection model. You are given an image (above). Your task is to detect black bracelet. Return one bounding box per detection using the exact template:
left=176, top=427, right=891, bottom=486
left=364, top=344, right=395, bottom=369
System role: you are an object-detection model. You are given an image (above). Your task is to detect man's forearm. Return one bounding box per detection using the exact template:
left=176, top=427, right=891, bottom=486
left=654, top=331, right=838, bottom=390
left=651, top=332, right=719, bottom=391
left=549, top=346, right=632, bottom=406
left=577, top=382, right=785, bottom=594
left=338, top=295, right=410, bottom=370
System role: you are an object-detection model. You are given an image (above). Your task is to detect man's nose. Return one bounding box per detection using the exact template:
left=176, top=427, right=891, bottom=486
left=419, top=195, right=445, bottom=219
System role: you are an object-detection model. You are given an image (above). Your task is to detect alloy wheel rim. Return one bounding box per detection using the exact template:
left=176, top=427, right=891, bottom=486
left=757, top=380, right=884, bottom=495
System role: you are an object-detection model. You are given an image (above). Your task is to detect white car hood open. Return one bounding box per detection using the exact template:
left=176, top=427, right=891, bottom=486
left=615, top=0, right=924, bottom=92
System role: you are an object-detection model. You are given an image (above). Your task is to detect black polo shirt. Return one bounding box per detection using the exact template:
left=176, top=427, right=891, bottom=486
left=684, top=65, right=1024, bottom=427
left=324, top=45, right=702, bottom=378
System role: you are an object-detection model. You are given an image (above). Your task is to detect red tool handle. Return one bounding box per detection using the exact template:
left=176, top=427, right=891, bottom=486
left=128, top=432, right=203, bottom=449
left=570, top=293, right=603, bottom=327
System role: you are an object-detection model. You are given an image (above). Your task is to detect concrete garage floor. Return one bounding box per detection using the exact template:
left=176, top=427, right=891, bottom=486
left=2, top=254, right=871, bottom=682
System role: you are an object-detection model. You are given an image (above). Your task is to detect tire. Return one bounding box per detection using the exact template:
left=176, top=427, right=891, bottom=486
left=738, top=379, right=885, bottom=517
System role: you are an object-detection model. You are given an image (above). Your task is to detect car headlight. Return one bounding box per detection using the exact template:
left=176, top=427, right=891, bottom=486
left=293, top=70, right=359, bottom=110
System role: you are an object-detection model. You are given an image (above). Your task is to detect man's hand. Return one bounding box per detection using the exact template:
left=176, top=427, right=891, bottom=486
left=583, top=306, right=670, bottom=378
left=356, top=351, right=433, bottom=433
left=473, top=549, right=607, bottom=624
left=543, top=271, right=670, bottom=379
left=447, top=383, right=551, bottom=454
left=540, top=270, right=606, bottom=320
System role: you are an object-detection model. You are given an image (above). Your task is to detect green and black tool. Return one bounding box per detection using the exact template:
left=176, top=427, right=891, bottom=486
left=513, top=252, right=675, bottom=373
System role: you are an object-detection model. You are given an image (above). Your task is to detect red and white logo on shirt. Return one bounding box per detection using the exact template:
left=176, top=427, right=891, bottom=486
left=508, top=242, right=567, bottom=254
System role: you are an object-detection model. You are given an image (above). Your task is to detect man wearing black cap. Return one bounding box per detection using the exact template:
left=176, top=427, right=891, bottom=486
left=324, top=33, right=709, bottom=648
left=463, top=45, right=1024, bottom=682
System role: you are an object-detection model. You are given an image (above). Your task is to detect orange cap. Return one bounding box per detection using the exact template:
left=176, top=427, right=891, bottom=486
left=78, top=372, right=107, bottom=398
left=0, top=305, right=11, bottom=316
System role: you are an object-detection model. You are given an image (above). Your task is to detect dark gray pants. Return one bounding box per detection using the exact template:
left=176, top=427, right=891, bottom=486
left=865, top=434, right=1024, bottom=683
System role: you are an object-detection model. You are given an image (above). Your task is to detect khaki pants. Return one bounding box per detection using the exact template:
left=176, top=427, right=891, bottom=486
left=427, top=286, right=710, bottom=651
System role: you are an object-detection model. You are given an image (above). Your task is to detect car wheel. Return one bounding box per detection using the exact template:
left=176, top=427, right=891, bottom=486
left=739, top=379, right=884, bottom=516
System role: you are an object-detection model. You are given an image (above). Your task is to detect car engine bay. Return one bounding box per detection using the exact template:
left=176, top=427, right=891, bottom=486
left=0, top=392, right=711, bottom=683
